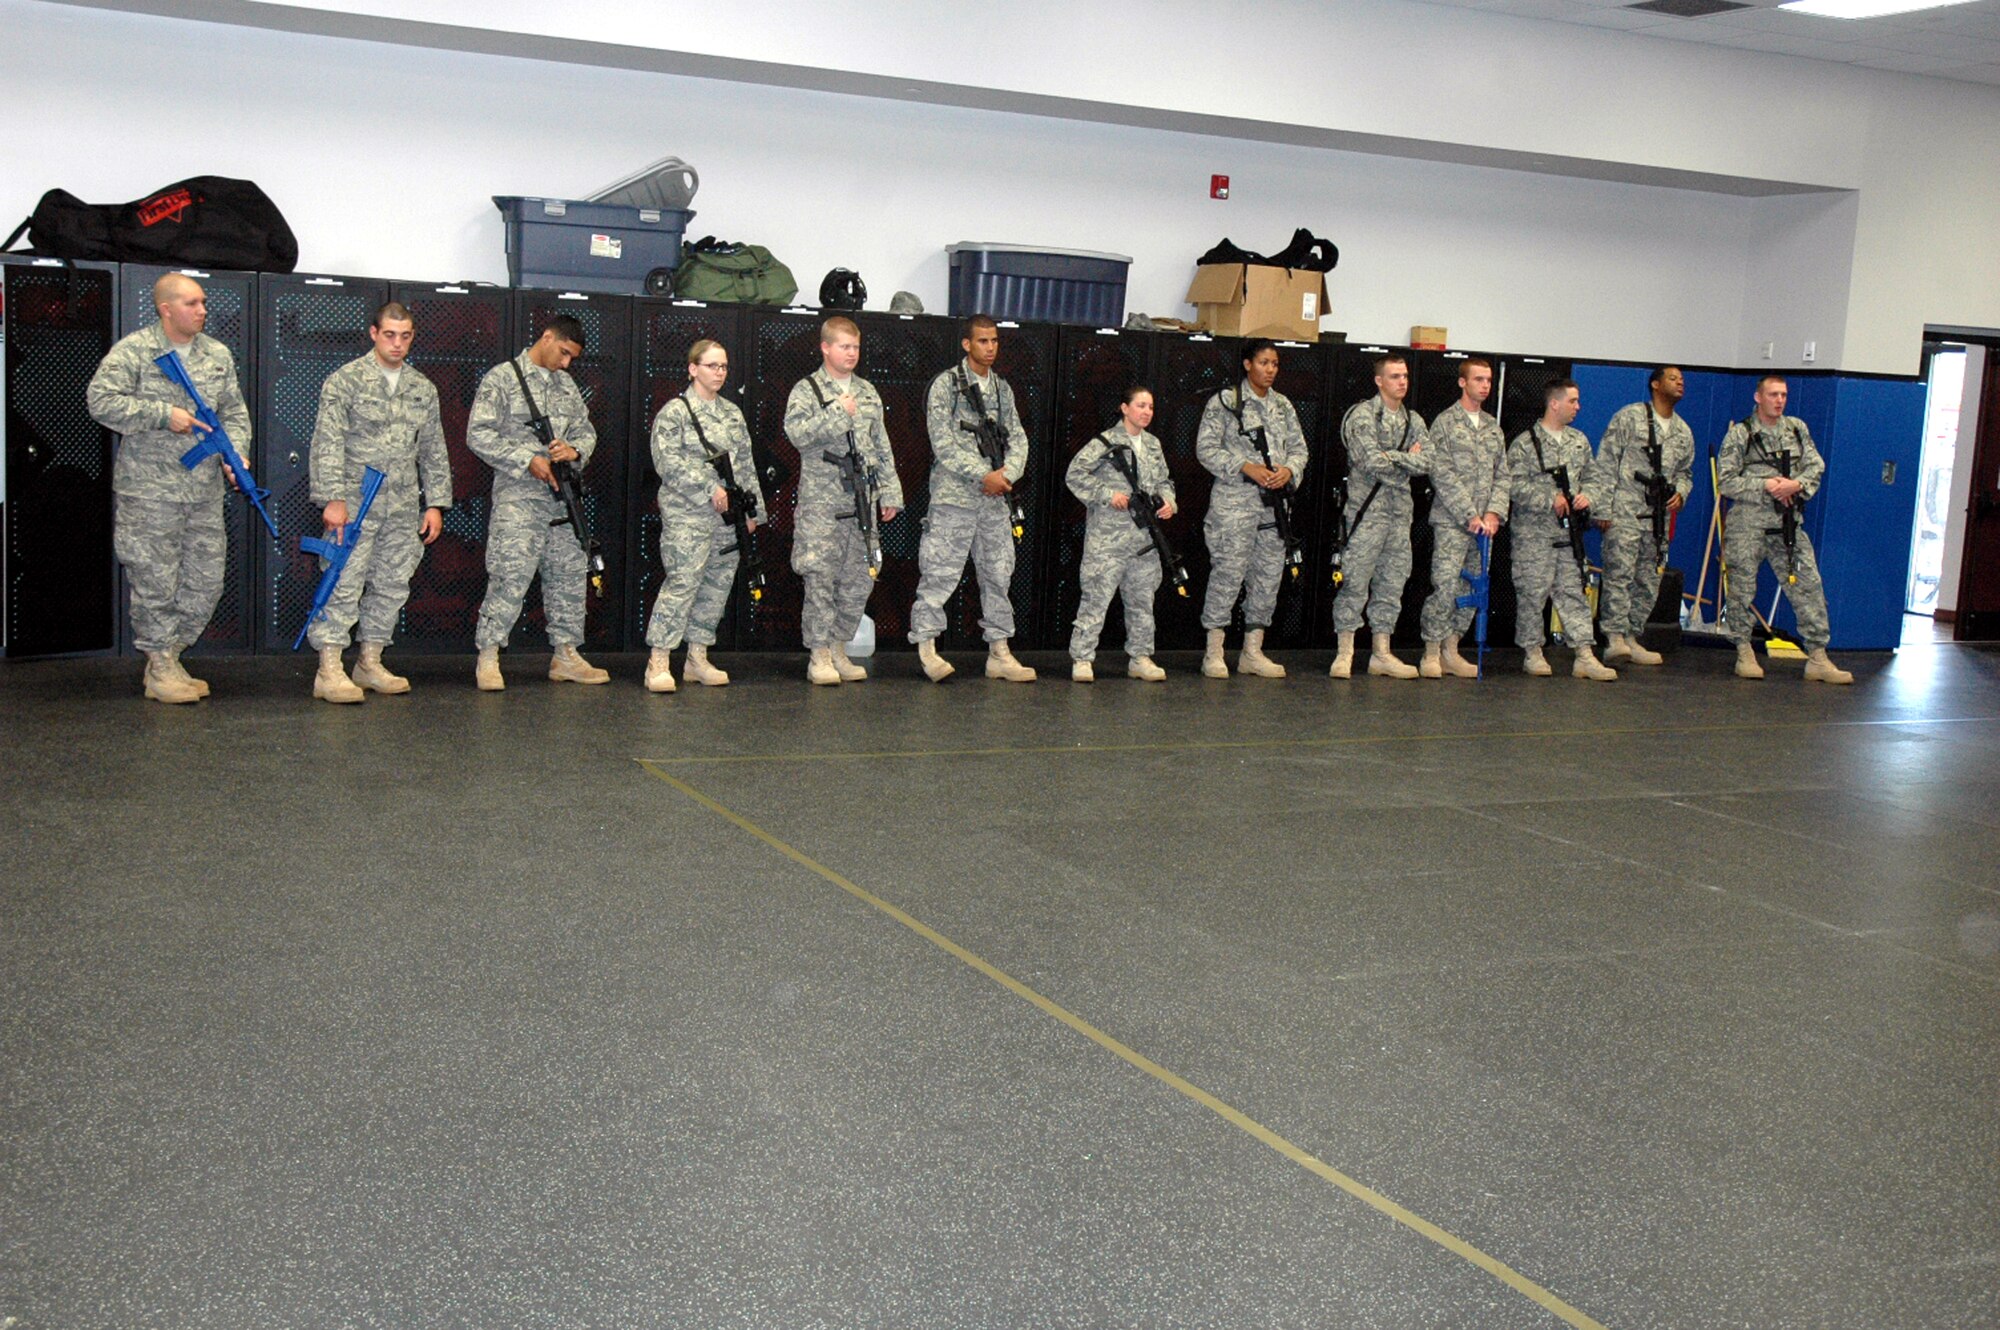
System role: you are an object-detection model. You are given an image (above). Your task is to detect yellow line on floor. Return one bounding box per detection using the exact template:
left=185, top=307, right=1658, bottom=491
left=636, top=757, right=1610, bottom=1330
left=640, top=713, right=1998, bottom=766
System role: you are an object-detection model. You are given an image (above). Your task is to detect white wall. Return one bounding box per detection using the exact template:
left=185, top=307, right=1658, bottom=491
left=9, top=0, right=2000, bottom=372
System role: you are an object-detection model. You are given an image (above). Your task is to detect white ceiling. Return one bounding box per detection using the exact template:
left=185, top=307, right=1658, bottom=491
left=1412, top=0, right=2000, bottom=83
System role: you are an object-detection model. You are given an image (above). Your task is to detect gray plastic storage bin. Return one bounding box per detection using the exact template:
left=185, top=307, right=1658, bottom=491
left=494, top=195, right=694, bottom=295
left=947, top=243, right=1131, bottom=326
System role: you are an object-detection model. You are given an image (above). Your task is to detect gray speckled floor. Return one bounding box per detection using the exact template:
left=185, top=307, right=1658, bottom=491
left=4, top=638, right=1998, bottom=1329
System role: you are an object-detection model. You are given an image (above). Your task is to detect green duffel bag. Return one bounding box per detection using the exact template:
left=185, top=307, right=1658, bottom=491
left=671, top=235, right=799, bottom=305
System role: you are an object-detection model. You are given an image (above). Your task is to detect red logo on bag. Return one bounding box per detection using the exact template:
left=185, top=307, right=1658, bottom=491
left=137, top=188, right=196, bottom=227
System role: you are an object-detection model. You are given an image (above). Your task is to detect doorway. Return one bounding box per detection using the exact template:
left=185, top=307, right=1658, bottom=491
left=1905, top=345, right=1965, bottom=617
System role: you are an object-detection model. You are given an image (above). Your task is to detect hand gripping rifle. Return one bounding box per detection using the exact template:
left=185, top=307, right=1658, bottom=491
left=956, top=371, right=1026, bottom=540
left=511, top=358, right=605, bottom=597
left=293, top=464, right=387, bottom=649
left=1453, top=529, right=1492, bottom=680
left=1231, top=393, right=1301, bottom=580
left=1103, top=435, right=1188, bottom=597
left=681, top=398, right=766, bottom=603
left=154, top=350, right=279, bottom=538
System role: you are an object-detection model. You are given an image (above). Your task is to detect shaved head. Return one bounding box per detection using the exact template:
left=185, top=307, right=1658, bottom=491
left=153, top=271, right=202, bottom=313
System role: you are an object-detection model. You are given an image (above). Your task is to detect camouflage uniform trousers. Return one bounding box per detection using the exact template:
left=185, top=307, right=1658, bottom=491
left=304, top=506, right=427, bottom=650
left=1332, top=505, right=1414, bottom=635
left=1421, top=526, right=1486, bottom=642
left=791, top=504, right=877, bottom=649
left=1598, top=522, right=1669, bottom=637
left=1200, top=507, right=1285, bottom=631
left=1722, top=521, right=1830, bottom=651
left=114, top=493, right=227, bottom=653
left=475, top=494, right=589, bottom=650
left=1070, top=523, right=1163, bottom=660
left=909, top=501, right=1017, bottom=644
left=1512, top=525, right=1594, bottom=649
left=647, top=514, right=740, bottom=650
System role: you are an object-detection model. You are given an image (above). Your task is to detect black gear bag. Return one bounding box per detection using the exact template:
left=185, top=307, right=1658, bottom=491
left=3, top=176, right=299, bottom=272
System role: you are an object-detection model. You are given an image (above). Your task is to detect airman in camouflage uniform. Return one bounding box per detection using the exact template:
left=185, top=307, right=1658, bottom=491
left=1066, top=386, right=1177, bottom=682
left=1331, top=353, right=1429, bottom=679
left=783, top=315, right=903, bottom=685
left=1196, top=339, right=1308, bottom=680
left=1507, top=378, right=1616, bottom=680
left=911, top=316, right=1034, bottom=683
left=644, top=339, right=767, bottom=693
left=1419, top=357, right=1509, bottom=679
left=467, top=316, right=608, bottom=691
left=86, top=273, right=252, bottom=703
left=303, top=301, right=452, bottom=703
left=1586, top=366, right=1693, bottom=667
left=1717, top=375, right=1852, bottom=684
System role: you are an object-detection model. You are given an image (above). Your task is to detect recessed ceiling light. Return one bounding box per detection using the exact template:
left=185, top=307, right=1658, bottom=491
left=1780, top=0, right=1978, bottom=17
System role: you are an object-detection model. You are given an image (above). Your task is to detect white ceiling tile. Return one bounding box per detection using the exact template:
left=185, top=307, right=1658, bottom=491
left=1869, top=28, right=2000, bottom=56
left=1852, top=50, right=1980, bottom=70
left=1565, top=6, right=1667, bottom=25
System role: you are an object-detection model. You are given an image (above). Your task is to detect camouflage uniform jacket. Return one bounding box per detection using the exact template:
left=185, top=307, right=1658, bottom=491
left=86, top=322, right=252, bottom=502
left=1426, top=403, right=1510, bottom=528
left=924, top=360, right=1028, bottom=509
left=1718, top=414, right=1824, bottom=531
left=1585, top=402, right=1694, bottom=525
left=1067, top=428, right=1176, bottom=536
left=467, top=350, right=598, bottom=509
left=1196, top=381, right=1307, bottom=517
left=782, top=368, right=903, bottom=512
left=652, top=391, right=766, bottom=521
left=308, top=353, right=453, bottom=513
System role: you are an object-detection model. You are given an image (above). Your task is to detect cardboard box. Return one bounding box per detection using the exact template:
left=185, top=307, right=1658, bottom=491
left=1185, top=263, right=1330, bottom=341
left=1411, top=325, right=1448, bottom=350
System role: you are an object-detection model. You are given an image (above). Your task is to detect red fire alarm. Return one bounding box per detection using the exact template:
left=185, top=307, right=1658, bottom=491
left=1211, top=175, right=1230, bottom=200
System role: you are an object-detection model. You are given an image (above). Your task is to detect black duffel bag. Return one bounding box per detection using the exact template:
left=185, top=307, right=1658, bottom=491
left=3, top=176, right=298, bottom=272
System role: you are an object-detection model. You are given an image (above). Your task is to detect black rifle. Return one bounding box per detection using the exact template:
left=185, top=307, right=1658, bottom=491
left=1102, top=433, right=1188, bottom=596
left=681, top=397, right=765, bottom=603
left=808, top=377, right=885, bottom=577
left=1332, top=401, right=1414, bottom=587
left=1641, top=410, right=1672, bottom=575
left=1775, top=450, right=1801, bottom=586
left=509, top=357, right=605, bottom=596
left=1230, top=391, right=1302, bottom=580
left=1550, top=463, right=1591, bottom=587
left=956, top=369, right=1026, bottom=540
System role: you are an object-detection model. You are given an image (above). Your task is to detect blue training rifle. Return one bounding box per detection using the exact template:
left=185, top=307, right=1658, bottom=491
left=154, top=350, right=279, bottom=539
left=293, top=465, right=387, bottom=650
left=1454, top=530, right=1492, bottom=680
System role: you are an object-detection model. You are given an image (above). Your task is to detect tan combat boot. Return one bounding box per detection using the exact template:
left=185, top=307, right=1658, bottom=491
left=1441, top=634, right=1480, bottom=678
left=1329, top=630, right=1354, bottom=679
left=1573, top=648, right=1618, bottom=681
left=1734, top=643, right=1765, bottom=679
left=476, top=645, right=505, bottom=691
left=353, top=642, right=411, bottom=694
left=1625, top=637, right=1665, bottom=666
left=1602, top=633, right=1633, bottom=664
left=313, top=646, right=364, bottom=704
left=165, top=648, right=210, bottom=698
left=549, top=644, right=610, bottom=684
left=1522, top=645, right=1553, bottom=677
left=917, top=638, right=955, bottom=682
left=1804, top=648, right=1854, bottom=685
left=1071, top=658, right=1094, bottom=683
left=1369, top=633, right=1418, bottom=679
left=1419, top=641, right=1445, bottom=678
left=986, top=640, right=1036, bottom=682
left=807, top=647, right=842, bottom=686
left=830, top=643, right=867, bottom=681
left=143, top=652, right=201, bottom=704
left=645, top=648, right=678, bottom=693
left=1127, top=655, right=1166, bottom=682
left=1201, top=628, right=1229, bottom=679
left=1237, top=628, right=1285, bottom=678
left=684, top=644, right=729, bottom=686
